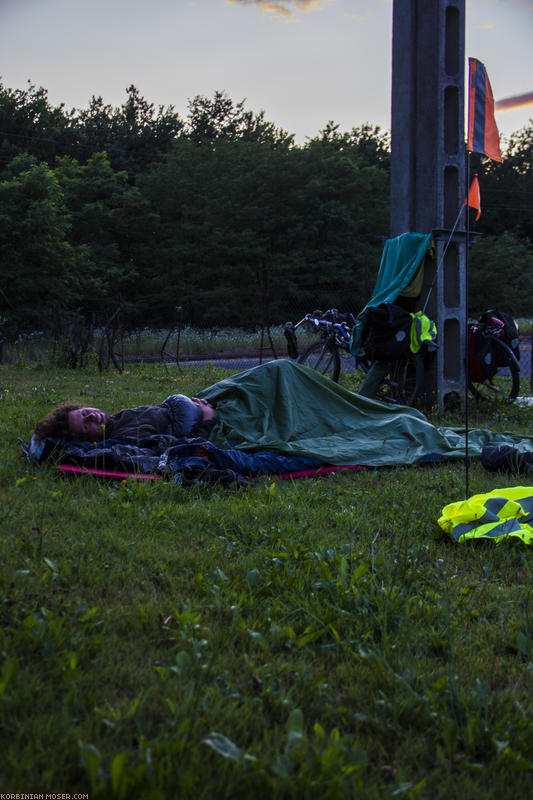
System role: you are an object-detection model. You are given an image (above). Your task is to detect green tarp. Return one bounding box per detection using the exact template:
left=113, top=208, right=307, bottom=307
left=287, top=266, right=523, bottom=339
left=365, top=231, right=432, bottom=309
left=350, top=231, right=432, bottom=355
left=199, top=360, right=533, bottom=467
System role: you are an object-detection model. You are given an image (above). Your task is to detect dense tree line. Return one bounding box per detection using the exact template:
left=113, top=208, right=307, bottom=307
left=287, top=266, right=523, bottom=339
left=467, top=127, right=533, bottom=314
left=0, top=80, right=531, bottom=345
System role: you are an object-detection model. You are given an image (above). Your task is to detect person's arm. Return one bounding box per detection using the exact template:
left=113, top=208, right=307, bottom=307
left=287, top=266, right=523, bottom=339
left=162, top=395, right=205, bottom=437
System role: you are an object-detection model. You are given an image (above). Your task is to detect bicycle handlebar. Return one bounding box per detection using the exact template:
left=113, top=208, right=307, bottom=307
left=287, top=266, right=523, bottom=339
left=308, top=308, right=357, bottom=327
left=293, top=308, right=356, bottom=332
left=298, top=314, right=350, bottom=341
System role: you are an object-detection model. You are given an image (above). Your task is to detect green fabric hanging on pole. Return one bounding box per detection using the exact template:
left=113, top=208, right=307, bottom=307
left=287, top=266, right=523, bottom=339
left=367, top=232, right=432, bottom=307
left=350, top=231, right=433, bottom=355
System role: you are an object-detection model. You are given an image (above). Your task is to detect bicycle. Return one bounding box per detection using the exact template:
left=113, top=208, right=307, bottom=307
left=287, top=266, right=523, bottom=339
left=284, top=308, right=366, bottom=383
left=284, top=308, right=426, bottom=406
left=468, top=310, right=521, bottom=401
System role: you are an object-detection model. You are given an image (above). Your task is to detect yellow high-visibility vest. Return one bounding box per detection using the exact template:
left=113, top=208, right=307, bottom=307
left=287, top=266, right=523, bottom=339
left=438, top=486, right=533, bottom=545
left=410, top=311, right=437, bottom=354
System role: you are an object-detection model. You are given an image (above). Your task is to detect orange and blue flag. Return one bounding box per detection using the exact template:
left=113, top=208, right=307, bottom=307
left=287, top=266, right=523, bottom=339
left=467, top=58, right=503, bottom=163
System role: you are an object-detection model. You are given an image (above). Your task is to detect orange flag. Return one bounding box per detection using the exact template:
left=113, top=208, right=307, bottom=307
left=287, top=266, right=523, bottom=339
left=465, top=173, right=481, bottom=221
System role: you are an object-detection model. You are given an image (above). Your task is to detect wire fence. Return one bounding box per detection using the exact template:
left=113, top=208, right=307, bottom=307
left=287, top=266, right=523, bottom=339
left=3, top=302, right=532, bottom=395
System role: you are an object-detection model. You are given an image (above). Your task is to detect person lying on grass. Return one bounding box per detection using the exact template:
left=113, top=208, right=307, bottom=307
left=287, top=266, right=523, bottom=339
left=30, top=383, right=324, bottom=483
left=34, top=395, right=217, bottom=444
left=31, top=359, right=533, bottom=470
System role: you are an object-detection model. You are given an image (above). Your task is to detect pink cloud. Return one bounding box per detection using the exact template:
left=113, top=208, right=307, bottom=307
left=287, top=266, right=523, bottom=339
left=495, top=91, right=533, bottom=110
left=226, top=0, right=329, bottom=18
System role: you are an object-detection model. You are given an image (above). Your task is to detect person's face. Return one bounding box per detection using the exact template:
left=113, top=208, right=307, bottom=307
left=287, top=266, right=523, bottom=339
left=68, top=407, right=110, bottom=440
left=191, top=397, right=216, bottom=423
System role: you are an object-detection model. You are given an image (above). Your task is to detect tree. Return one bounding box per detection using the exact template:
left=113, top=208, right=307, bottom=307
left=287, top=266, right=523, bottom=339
left=0, top=80, right=74, bottom=167
left=0, top=155, right=86, bottom=335
left=315, top=121, right=391, bottom=169
left=139, top=122, right=390, bottom=328
left=74, top=85, right=184, bottom=175
left=5, top=78, right=532, bottom=338
left=0, top=80, right=184, bottom=177
left=186, top=90, right=293, bottom=147
left=468, top=120, right=533, bottom=243
left=54, top=152, right=162, bottom=325
left=468, top=232, right=533, bottom=316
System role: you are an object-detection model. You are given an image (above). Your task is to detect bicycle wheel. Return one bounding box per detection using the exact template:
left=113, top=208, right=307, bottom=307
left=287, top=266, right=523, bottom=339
left=377, top=354, right=425, bottom=406
left=469, top=338, right=520, bottom=401
left=298, top=340, right=341, bottom=382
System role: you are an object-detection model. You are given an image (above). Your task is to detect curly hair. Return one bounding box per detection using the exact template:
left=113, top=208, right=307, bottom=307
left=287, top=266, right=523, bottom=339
left=34, top=402, right=85, bottom=442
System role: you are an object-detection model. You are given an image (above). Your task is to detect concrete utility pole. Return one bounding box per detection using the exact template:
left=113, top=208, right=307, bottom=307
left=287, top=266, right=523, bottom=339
left=390, top=0, right=467, bottom=407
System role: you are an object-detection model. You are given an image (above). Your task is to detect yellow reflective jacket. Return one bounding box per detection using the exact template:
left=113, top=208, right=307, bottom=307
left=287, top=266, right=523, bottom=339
left=410, top=311, right=438, bottom=354
left=438, top=486, right=533, bottom=545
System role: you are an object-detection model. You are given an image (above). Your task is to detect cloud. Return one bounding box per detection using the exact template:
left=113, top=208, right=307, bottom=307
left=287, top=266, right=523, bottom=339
left=495, top=91, right=533, bottom=110
left=226, top=0, right=330, bottom=18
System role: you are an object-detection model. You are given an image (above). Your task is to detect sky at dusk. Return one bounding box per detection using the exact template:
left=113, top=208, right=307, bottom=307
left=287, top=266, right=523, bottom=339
left=1, top=0, right=532, bottom=144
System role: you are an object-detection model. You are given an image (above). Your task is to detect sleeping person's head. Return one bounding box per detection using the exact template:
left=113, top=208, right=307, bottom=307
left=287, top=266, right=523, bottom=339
left=191, top=397, right=216, bottom=423
left=33, top=403, right=111, bottom=442
left=65, top=407, right=111, bottom=440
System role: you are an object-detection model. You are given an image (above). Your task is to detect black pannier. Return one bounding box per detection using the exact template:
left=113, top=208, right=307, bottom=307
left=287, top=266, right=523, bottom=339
left=360, top=303, right=412, bottom=362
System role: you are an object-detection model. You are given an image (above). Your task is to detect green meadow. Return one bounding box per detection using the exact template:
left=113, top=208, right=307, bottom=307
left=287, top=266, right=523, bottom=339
left=1, top=362, right=532, bottom=799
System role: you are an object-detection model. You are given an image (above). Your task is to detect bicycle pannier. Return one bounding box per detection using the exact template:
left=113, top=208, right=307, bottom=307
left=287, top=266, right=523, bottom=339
left=361, top=303, right=413, bottom=361
left=478, top=310, right=520, bottom=361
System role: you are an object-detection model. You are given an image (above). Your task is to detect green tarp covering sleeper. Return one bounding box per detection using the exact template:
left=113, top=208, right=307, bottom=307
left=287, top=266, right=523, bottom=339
left=198, top=359, right=533, bottom=467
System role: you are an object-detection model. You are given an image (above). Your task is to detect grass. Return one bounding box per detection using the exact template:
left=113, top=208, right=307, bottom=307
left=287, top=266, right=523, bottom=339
left=120, top=326, right=293, bottom=359
left=1, top=362, right=533, bottom=798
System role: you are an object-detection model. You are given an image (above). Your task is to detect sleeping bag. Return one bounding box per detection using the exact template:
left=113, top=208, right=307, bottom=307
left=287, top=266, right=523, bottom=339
left=198, top=360, right=533, bottom=467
